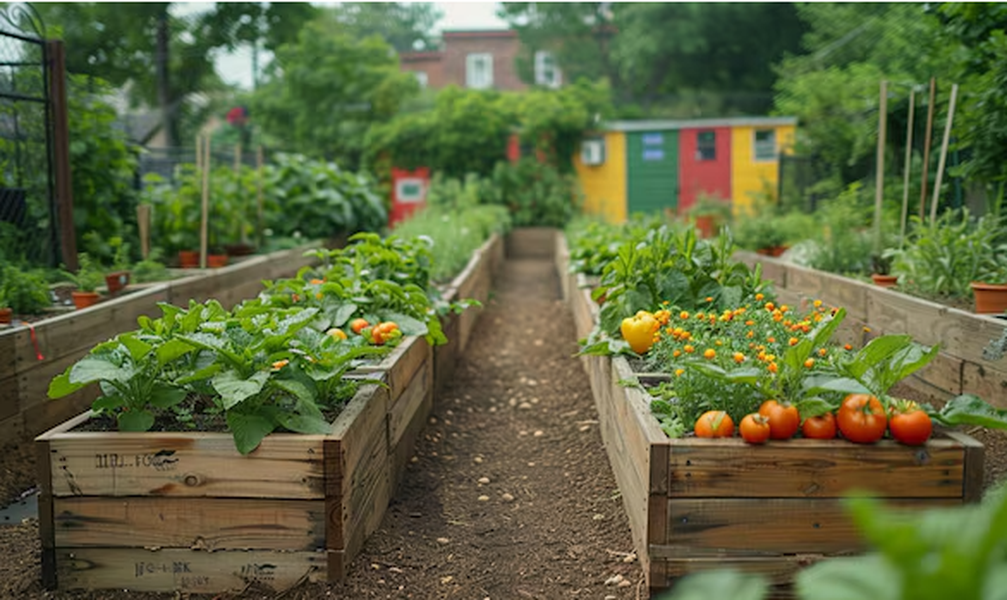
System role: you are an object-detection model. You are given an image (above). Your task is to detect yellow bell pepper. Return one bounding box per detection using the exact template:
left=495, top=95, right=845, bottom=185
left=621, top=310, right=659, bottom=354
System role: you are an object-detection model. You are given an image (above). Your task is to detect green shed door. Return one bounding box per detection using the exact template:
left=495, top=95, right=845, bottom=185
left=626, top=130, right=679, bottom=215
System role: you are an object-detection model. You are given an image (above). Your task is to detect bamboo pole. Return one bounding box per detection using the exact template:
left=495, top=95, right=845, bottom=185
left=256, top=145, right=264, bottom=249
left=200, top=135, right=211, bottom=269
left=930, top=83, right=959, bottom=224
left=873, top=80, right=888, bottom=254
left=137, top=204, right=151, bottom=259
left=196, top=135, right=203, bottom=172
left=919, top=77, right=936, bottom=220
left=234, top=143, right=242, bottom=173
left=899, top=88, right=916, bottom=245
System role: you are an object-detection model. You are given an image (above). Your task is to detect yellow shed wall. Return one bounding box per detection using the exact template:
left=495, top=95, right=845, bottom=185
left=574, top=131, right=627, bottom=223
left=730, top=125, right=795, bottom=215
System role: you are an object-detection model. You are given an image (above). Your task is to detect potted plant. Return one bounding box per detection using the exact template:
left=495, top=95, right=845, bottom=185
left=64, top=254, right=104, bottom=309
left=0, top=290, right=10, bottom=324
left=687, top=193, right=732, bottom=239
left=104, top=236, right=132, bottom=294
left=0, top=263, right=52, bottom=318
left=971, top=261, right=1007, bottom=315
left=871, top=252, right=897, bottom=287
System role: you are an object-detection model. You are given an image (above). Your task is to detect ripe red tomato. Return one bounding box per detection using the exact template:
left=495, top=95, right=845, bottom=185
left=837, top=394, right=888, bottom=444
left=740, top=413, right=771, bottom=444
left=801, top=412, right=837, bottom=439
left=694, top=411, right=735, bottom=438
left=758, top=400, right=800, bottom=440
left=888, top=402, right=932, bottom=446
left=349, top=318, right=370, bottom=335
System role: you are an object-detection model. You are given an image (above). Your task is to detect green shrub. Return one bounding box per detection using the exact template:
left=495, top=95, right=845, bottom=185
left=0, top=264, right=52, bottom=314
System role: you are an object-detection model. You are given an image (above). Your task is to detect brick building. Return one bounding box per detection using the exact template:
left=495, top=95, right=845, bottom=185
left=400, top=29, right=561, bottom=92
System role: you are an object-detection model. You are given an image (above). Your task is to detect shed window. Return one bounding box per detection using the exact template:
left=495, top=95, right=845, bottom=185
left=696, top=131, right=716, bottom=161
left=534, top=50, right=562, bottom=88
left=754, top=129, right=776, bottom=161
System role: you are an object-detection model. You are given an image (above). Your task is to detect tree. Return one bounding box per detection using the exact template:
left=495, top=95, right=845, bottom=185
left=251, top=10, right=419, bottom=168
left=334, top=3, right=442, bottom=52
left=498, top=3, right=621, bottom=88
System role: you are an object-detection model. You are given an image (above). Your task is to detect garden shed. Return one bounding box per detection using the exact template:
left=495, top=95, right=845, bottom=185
left=574, top=117, right=797, bottom=220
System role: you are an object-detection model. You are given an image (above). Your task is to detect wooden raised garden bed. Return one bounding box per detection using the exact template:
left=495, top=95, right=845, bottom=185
left=735, top=251, right=1007, bottom=407
left=557, top=237, right=986, bottom=597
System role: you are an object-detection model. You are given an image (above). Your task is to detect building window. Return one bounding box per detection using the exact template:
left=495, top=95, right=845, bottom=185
left=754, top=129, right=776, bottom=161
left=534, top=50, right=562, bottom=88
left=697, top=130, right=716, bottom=161
left=466, top=53, right=493, bottom=89
left=414, top=71, right=428, bottom=88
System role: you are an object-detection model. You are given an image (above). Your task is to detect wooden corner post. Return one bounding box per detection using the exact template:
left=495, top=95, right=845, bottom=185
left=47, top=39, right=76, bottom=270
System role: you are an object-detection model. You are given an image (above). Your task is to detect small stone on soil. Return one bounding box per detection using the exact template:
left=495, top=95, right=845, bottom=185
left=605, top=574, right=624, bottom=586
left=533, top=430, right=543, bottom=437
left=501, top=493, right=515, bottom=502
left=478, top=477, right=490, bottom=484
left=579, top=425, right=591, bottom=432
left=478, top=495, right=490, bottom=502
left=618, top=580, right=632, bottom=587
left=518, top=402, right=532, bottom=409
left=473, top=456, right=484, bottom=464
left=437, top=537, right=450, bottom=544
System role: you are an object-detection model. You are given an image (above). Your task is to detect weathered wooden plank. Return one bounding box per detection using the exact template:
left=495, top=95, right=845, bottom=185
left=909, top=352, right=963, bottom=397
left=0, top=373, right=18, bottom=422
left=47, top=428, right=328, bottom=499
left=433, top=311, right=460, bottom=395
left=962, top=362, right=1007, bottom=409
left=663, top=498, right=960, bottom=556
left=865, top=287, right=957, bottom=350
left=53, top=497, right=325, bottom=550
left=22, top=384, right=99, bottom=439
left=56, top=547, right=326, bottom=592
left=505, top=227, right=557, bottom=259
left=352, top=336, right=429, bottom=404
left=660, top=555, right=824, bottom=589
left=37, top=435, right=56, bottom=588
left=943, top=430, right=985, bottom=502
left=387, top=354, right=432, bottom=450
left=390, top=392, right=432, bottom=490
left=667, top=437, right=966, bottom=498
left=0, top=328, right=18, bottom=380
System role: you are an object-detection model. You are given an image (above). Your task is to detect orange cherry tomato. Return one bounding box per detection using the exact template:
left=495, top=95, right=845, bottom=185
left=801, top=412, right=837, bottom=439
left=694, top=410, right=735, bottom=438
left=349, top=318, right=370, bottom=335
left=740, top=413, right=771, bottom=444
left=758, top=400, right=800, bottom=440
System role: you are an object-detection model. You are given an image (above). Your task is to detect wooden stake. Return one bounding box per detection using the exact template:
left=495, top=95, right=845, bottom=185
left=930, top=83, right=959, bottom=224
left=900, top=88, right=916, bottom=245
left=234, top=143, right=242, bottom=173
left=137, top=204, right=151, bottom=259
left=256, top=146, right=264, bottom=249
left=919, top=77, right=936, bottom=220
left=873, top=80, right=887, bottom=254
left=200, top=135, right=211, bottom=269
left=196, top=135, right=203, bottom=172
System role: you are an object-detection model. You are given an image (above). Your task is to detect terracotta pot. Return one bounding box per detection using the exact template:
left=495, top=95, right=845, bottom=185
left=207, top=254, right=229, bottom=268
left=105, top=271, right=130, bottom=295
left=72, top=291, right=101, bottom=310
left=971, top=282, right=1007, bottom=315
left=756, top=245, right=789, bottom=258
left=178, top=250, right=200, bottom=269
left=871, top=274, right=898, bottom=288
left=0, top=307, right=12, bottom=324
left=224, top=243, right=256, bottom=257
left=694, top=215, right=716, bottom=239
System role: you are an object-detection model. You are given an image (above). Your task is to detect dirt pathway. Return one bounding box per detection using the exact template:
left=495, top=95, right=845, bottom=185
left=0, top=257, right=643, bottom=599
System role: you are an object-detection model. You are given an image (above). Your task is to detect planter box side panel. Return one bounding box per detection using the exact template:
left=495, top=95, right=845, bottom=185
left=555, top=234, right=571, bottom=302
left=55, top=547, right=326, bottom=593
left=505, top=227, right=558, bottom=260
left=388, top=355, right=434, bottom=488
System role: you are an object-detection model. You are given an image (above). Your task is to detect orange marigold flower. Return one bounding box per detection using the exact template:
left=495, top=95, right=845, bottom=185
left=680, top=311, right=690, bottom=320
left=673, top=349, right=682, bottom=358
left=733, top=352, right=745, bottom=363
left=755, top=293, right=765, bottom=301
left=844, top=344, right=853, bottom=351
left=789, top=337, right=799, bottom=346
left=780, top=304, right=790, bottom=313
left=715, top=340, right=723, bottom=346
left=804, top=358, right=815, bottom=368
left=675, top=368, right=685, bottom=377
left=745, top=320, right=755, bottom=326
left=813, top=299, right=823, bottom=308
left=746, top=330, right=755, bottom=338
left=749, top=342, right=756, bottom=349
left=703, top=348, right=717, bottom=359
left=310, top=278, right=324, bottom=285
left=863, top=326, right=872, bottom=333
left=818, top=348, right=827, bottom=357
left=767, top=336, right=776, bottom=343
left=766, top=354, right=777, bottom=362
left=706, top=296, right=714, bottom=302
left=684, top=344, right=695, bottom=354
left=696, top=312, right=705, bottom=320
left=662, top=300, right=670, bottom=306
left=765, top=302, right=775, bottom=311
left=272, top=359, right=289, bottom=371
left=768, top=362, right=778, bottom=373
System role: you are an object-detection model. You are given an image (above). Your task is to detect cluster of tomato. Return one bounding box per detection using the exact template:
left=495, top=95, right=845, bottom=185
left=326, top=318, right=402, bottom=346
left=694, top=394, right=933, bottom=446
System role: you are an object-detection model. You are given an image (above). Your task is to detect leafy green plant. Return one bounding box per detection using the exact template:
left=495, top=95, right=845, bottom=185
left=131, top=250, right=172, bottom=284
left=48, top=299, right=386, bottom=454
left=799, top=183, right=875, bottom=276
left=108, top=236, right=132, bottom=272
left=62, top=254, right=105, bottom=293
left=481, top=158, right=583, bottom=227
left=0, top=263, right=52, bottom=314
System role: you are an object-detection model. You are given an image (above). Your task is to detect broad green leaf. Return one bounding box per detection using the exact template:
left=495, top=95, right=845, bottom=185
left=659, top=570, right=768, bottom=600
left=48, top=371, right=86, bottom=399
left=795, top=397, right=835, bottom=420
left=148, top=385, right=188, bottom=409
left=802, top=376, right=871, bottom=397
left=332, top=303, right=357, bottom=327
left=936, top=394, right=1007, bottom=430
left=794, top=555, right=899, bottom=600
left=873, top=342, right=940, bottom=394
left=226, top=411, right=276, bottom=455
left=117, top=409, right=156, bottom=432
left=277, top=413, right=331, bottom=435
left=70, top=357, right=135, bottom=385
left=848, top=335, right=913, bottom=379
left=156, top=338, right=197, bottom=366
left=212, top=370, right=269, bottom=410
left=176, top=361, right=224, bottom=385
left=91, top=394, right=126, bottom=411
left=119, top=334, right=153, bottom=362
left=272, top=379, right=315, bottom=404
left=655, top=269, right=689, bottom=304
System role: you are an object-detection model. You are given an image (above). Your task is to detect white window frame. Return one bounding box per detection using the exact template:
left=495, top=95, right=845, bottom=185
left=466, top=53, right=494, bottom=89
left=534, top=50, right=562, bottom=88
left=413, top=71, right=428, bottom=88
left=753, top=129, right=777, bottom=162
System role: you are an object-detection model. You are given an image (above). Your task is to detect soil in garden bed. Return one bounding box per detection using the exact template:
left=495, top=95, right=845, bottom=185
left=0, top=258, right=643, bottom=599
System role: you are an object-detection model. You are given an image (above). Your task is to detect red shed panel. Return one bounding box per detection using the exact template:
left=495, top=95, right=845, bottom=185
left=678, top=127, right=732, bottom=214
